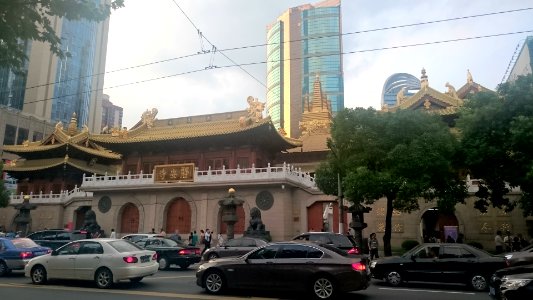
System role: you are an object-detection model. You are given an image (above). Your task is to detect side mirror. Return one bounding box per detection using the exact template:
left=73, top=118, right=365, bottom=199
left=410, top=255, right=416, bottom=261
left=51, top=250, right=58, bottom=256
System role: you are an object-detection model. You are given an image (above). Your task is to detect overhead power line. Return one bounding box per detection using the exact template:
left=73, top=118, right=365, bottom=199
left=21, top=29, right=533, bottom=106
left=5, top=7, right=531, bottom=95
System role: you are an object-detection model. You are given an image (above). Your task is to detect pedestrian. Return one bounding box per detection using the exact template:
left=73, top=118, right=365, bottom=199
left=188, top=232, right=194, bottom=245
left=170, top=229, right=181, bottom=242
left=368, top=233, right=379, bottom=260
left=109, top=228, right=116, bottom=239
left=495, top=230, right=504, bottom=254
left=159, top=228, right=166, bottom=236
left=150, top=228, right=156, bottom=234
left=202, top=229, right=212, bottom=255
left=446, top=235, right=455, bottom=243
left=192, top=230, right=199, bottom=246
left=217, top=232, right=224, bottom=247
left=200, top=230, right=205, bottom=245
left=511, top=236, right=521, bottom=252
left=503, top=230, right=513, bottom=252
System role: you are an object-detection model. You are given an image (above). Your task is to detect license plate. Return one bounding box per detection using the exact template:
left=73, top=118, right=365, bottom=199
left=140, top=255, right=150, bottom=263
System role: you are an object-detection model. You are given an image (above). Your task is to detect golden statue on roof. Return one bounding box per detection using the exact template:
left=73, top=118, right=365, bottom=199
left=467, top=69, right=473, bottom=84
left=246, top=96, right=265, bottom=121
left=396, top=87, right=407, bottom=104
left=445, top=82, right=458, bottom=98
left=141, top=108, right=158, bottom=128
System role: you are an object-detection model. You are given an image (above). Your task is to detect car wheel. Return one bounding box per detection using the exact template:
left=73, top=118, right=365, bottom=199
left=204, top=270, right=225, bottom=294
left=95, top=268, right=113, bottom=289
left=469, top=274, right=488, bottom=291
left=311, top=275, right=336, bottom=299
left=130, top=277, right=143, bottom=283
left=386, top=270, right=403, bottom=286
left=179, top=264, right=190, bottom=269
left=30, top=265, right=47, bottom=285
left=208, top=253, right=219, bottom=260
left=158, top=257, right=169, bottom=270
left=0, top=261, right=8, bottom=277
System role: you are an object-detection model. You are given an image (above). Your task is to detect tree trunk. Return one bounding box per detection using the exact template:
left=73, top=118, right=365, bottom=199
left=383, top=196, right=393, bottom=256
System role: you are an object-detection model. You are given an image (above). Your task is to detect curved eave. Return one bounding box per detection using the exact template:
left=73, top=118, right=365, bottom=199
left=2, top=143, right=64, bottom=154
left=398, top=86, right=463, bottom=110
left=4, top=158, right=117, bottom=175
left=69, top=143, right=122, bottom=159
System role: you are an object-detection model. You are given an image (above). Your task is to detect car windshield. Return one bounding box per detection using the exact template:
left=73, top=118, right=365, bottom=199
left=109, top=240, right=143, bottom=252
left=12, top=238, right=39, bottom=248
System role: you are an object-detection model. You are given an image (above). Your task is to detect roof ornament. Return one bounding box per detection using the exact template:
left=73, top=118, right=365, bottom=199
left=445, top=82, right=459, bottom=98
left=420, top=68, right=429, bottom=89
left=67, top=112, right=78, bottom=136
left=55, top=121, right=63, bottom=132
left=141, top=108, right=158, bottom=128
left=240, top=96, right=265, bottom=127
left=467, top=69, right=474, bottom=84
left=396, top=87, right=407, bottom=104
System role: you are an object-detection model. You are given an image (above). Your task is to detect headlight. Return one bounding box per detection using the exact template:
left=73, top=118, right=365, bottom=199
left=504, top=254, right=513, bottom=260
left=501, top=277, right=532, bottom=289
left=370, top=261, right=377, bottom=268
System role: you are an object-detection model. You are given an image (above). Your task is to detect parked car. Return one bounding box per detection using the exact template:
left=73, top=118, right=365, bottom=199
left=196, top=241, right=370, bottom=299
left=201, top=237, right=267, bottom=261
left=504, top=244, right=533, bottom=267
left=134, top=237, right=200, bottom=270
left=0, top=238, right=51, bottom=276
left=369, top=243, right=507, bottom=291
left=27, top=229, right=88, bottom=250
left=121, top=233, right=164, bottom=243
left=25, top=238, right=158, bottom=288
left=293, top=232, right=362, bottom=255
left=490, top=264, right=533, bottom=300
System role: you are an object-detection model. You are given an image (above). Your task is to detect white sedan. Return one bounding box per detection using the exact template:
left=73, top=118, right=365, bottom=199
left=25, top=238, right=158, bottom=288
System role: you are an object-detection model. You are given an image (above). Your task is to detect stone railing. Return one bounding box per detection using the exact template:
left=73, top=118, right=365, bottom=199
left=82, top=163, right=317, bottom=190
left=9, top=186, right=92, bottom=204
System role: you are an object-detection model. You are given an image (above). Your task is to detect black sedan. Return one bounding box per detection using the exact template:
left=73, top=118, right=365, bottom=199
left=0, top=238, right=51, bottom=276
left=370, top=243, right=506, bottom=291
left=196, top=241, right=370, bottom=299
left=201, top=237, right=267, bottom=261
left=135, top=237, right=200, bottom=270
left=490, top=264, right=533, bottom=300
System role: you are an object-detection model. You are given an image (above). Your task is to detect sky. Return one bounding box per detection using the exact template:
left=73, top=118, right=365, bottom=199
left=103, top=0, right=533, bottom=128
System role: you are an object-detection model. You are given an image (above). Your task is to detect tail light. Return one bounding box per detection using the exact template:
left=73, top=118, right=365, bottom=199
left=123, top=256, right=139, bottom=263
left=152, top=253, right=158, bottom=261
left=179, top=249, right=197, bottom=255
left=20, top=251, right=34, bottom=259
left=348, top=247, right=361, bottom=255
left=352, top=262, right=366, bottom=271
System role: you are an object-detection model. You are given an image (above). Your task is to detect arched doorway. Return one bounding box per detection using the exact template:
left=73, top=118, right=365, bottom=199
left=120, top=203, right=139, bottom=234
left=218, top=206, right=245, bottom=235
left=421, top=208, right=459, bottom=243
left=165, top=198, right=191, bottom=234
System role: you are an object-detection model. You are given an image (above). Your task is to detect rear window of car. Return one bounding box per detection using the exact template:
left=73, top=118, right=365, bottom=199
left=328, top=235, right=354, bottom=248
left=12, top=238, right=39, bottom=248
left=109, top=240, right=143, bottom=252
left=320, top=243, right=349, bottom=257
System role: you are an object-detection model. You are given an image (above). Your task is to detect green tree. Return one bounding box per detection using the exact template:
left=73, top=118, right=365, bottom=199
left=0, top=162, right=10, bottom=208
left=457, top=74, right=533, bottom=216
left=316, top=108, right=467, bottom=256
left=0, top=0, right=124, bottom=73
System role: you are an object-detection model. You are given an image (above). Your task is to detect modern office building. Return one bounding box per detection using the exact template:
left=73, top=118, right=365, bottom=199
left=266, top=0, right=343, bottom=138
left=100, top=94, right=123, bottom=132
left=0, top=0, right=110, bottom=135
left=381, top=73, right=421, bottom=108
left=506, top=36, right=533, bottom=82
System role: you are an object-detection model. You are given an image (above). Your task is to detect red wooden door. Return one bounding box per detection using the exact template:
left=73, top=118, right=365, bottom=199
left=121, top=203, right=139, bottom=234
left=165, top=198, right=191, bottom=234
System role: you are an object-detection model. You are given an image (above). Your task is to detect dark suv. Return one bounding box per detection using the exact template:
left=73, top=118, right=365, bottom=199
left=26, top=229, right=88, bottom=250
left=293, top=232, right=362, bottom=255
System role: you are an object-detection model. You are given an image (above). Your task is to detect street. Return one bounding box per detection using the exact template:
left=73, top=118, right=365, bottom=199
left=0, top=264, right=491, bottom=300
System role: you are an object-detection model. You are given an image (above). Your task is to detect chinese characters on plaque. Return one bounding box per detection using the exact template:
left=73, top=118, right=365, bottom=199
left=154, top=163, right=194, bottom=182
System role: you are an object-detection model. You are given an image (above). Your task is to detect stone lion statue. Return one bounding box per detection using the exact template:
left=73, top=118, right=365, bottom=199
left=82, top=209, right=102, bottom=237
left=247, top=207, right=265, bottom=232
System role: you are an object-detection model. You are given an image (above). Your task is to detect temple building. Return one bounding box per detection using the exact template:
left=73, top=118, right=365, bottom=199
left=1, top=73, right=530, bottom=250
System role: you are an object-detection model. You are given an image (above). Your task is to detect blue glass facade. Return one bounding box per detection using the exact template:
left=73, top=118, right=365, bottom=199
left=381, top=73, right=421, bottom=107
left=301, top=5, right=343, bottom=113
left=0, top=40, right=32, bottom=110
left=266, top=21, right=283, bottom=130
left=51, top=16, right=98, bottom=126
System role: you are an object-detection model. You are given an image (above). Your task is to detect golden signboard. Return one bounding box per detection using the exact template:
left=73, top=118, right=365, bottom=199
left=154, top=163, right=195, bottom=182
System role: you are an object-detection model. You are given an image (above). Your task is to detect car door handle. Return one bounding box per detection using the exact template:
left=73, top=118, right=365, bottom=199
left=93, top=256, right=100, bottom=259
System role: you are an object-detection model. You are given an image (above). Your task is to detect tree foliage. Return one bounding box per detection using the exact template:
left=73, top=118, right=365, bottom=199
left=316, top=108, right=467, bottom=256
left=0, top=0, right=125, bottom=73
left=456, top=74, right=533, bottom=216
left=0, top=162, right=10, bottom=208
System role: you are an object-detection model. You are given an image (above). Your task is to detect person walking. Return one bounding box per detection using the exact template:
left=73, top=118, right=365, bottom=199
left=170, top=229, right=181, bottom=242
left=192, top=230, right=199, bottom=246
left=368, top=233, right=379, bottom=260
left=503, top=231, right=513, bottom=252
left=217, top=232, right=225, bottom=247
left=109, top=228, right=116, bottom=239
left=495, top=230, right=504, bottom=254
left=159, top=228, right=166, bottom=237
left=202, top=229, right=212, bottom=255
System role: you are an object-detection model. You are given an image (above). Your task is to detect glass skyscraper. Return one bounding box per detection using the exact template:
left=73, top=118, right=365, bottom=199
left=267, top=0, right=343, bottom=138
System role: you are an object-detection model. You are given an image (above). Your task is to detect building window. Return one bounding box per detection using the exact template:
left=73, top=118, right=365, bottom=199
left=17, top=127, right=29, bottom=145
left=3, top=124, right=16, bottom=145
left=32, top=131, right=43, bottom=142
left=236, top=157, right=249, bottom=168
left=206, top=158, right=228, bottom=170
